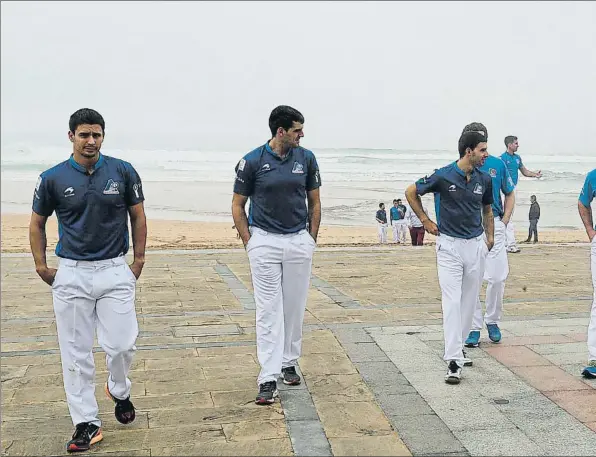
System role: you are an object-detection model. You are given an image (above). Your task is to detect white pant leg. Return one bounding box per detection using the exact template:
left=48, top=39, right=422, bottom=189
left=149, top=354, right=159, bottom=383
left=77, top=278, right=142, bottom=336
left=460, top=238, right=488, bottom=343
left=505, top=190, right=517, bottom=248
left=397, top=221, right=407, bottom=243
left=378, top=223, right=387, bottom=243
left=436, top=236, right=465, bottom=366
left=95, top=259, right=139, bottom=400
left=484, top=220, right=509, bottom=325
left=248, top=229, right=285, bottom=385
left=589, top=238, right=596, bottom=361
left=52, top=260, right=100, bottom=427
left=392, top=221, right=399, bottom=242
left=471, top=296, right=484, bottom=332
left=281, top=231, right=315, bottom=368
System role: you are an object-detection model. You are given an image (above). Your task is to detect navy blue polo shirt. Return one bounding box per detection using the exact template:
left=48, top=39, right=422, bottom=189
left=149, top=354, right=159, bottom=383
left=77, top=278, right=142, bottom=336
left=376, top=209, right=387, bottom=223
left=233, top=143, right=321, bottom=234
left=415, top=162, right=493, bottom=239
left=32, top=154, right=145, bottom=260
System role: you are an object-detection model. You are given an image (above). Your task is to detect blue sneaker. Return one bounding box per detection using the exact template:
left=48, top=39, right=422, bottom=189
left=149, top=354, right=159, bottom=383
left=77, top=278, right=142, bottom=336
left=486, top=324, right=502, bottom=343
left=581, top=362, right=596, bottom=379
left=465, top=331, right=480, bottom=348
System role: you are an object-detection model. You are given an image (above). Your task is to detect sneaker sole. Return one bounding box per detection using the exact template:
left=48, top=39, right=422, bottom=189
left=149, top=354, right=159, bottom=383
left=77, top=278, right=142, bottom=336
left=581, top=369, right=596, bottom=379
left=105, top=383, right=136, bottom=424
left=464, top=342, right=479, bottom=348
left=255, top=390, right=279, bottom=405
left=282, top=378, right=301, bottom=386
left=445, top=376, right=461, bottom=385
left=463, top=360, right=473, bottom=367
left=66, top=430, right=103, bottom=453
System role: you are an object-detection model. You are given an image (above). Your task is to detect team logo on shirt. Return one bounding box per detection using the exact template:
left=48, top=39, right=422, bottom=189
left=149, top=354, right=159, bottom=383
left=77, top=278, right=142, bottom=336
left=489, top=168, right=497, bottom=178
left=262, top=164, right=271, bottom=172
left=238, top=159, right=246, bottom=172
left=35, top=176, right=42, bottom=191
left=64, top=187, right=75, bottom=197
left=133, top=183, right=141, bottom=199
left=473, top=183, right=483, bottom=195
left=103, top=179, right=120, bottom=195
left=448, top=185, right=457, bottom=192
left=292, top=162, right=304, bottom=174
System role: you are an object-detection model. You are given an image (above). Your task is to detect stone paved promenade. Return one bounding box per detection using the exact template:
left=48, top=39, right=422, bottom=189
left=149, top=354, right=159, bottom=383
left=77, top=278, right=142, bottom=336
left=2, top=244, right=596, bottom=456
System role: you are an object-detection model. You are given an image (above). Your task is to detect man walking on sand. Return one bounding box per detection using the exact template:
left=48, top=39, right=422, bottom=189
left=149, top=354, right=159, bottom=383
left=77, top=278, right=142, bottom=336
left=395, top=199, right=408, bottom=243
left=390, top=199, right=401, bottom=243
left=578, top=168, right=596, bottom=379
left=406, top=130, right=493, bottom=384
left=460, top=123, right=515, bottom=348
left=525, top=195, right=540, bottom=243
left=500, top=135, right=542, bottom=253
left=376, top=202, right=388, bottom=244
left=232, top=105, right=322, bottom=404
left=29, top=108, right=146, bottom=452
left=405, top=204, right=426, bottom=246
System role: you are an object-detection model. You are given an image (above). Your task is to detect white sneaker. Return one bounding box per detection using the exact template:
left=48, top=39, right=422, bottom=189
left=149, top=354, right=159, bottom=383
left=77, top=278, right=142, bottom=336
left=507, top=246, right=521, bottom=253
left=445, top=361, right=462, bottom=384
left=462, top=351, right=473, bottom=367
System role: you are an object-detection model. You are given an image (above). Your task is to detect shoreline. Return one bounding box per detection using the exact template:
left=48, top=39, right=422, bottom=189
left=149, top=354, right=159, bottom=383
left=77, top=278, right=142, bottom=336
left=1, top=213, right=589, bottom=253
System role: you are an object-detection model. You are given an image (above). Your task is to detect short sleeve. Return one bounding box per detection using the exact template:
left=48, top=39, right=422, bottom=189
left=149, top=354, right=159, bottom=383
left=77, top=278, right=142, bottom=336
left=517, top=155, right=523, bottom=169
left=415, top=172, right=441, bottom=196
left=306, top=153, right=321, bottom=191
left=233, top=156, right=255, bottom=196
left=501, top=163, right=515, bottom=195
left=124, top=163, right=145, bottom=206
left=579, top=171, right=595, bottom=207
left=482, top=177, right=494, bottom=206
left=32, top=174, right=55, bottom=217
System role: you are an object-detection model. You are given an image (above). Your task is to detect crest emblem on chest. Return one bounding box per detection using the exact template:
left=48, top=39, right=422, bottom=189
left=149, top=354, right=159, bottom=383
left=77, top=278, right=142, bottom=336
left=103, top=179, right=120, bottom=195
left=292, top=162, right=304, bottom=174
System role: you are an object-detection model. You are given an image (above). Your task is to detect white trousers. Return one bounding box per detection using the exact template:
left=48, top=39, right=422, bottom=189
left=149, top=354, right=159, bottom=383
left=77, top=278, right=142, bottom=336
left=247, top=227, right=315, bottom=385
left=52, top=256, right=138, bottom=427
left=505, top=190, right=518, bottom=249
left=436, top=234, right=488, bottom=367
left=392, top=220, right=407, bottom=243
left=589, top=237, right=596, bottom=360
left=377, top=223, right=388, bottom=243
left=473, top=219, right=509, bottom=330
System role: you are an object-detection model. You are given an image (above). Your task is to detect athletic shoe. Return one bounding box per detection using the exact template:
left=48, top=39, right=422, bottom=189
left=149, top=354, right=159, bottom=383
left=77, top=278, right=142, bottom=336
left=255, top=381, right=278, bottom=405
left=581, top=361, right=596, bottom=379
left=66, top=422, right=103, bottom=453
left=465, top=331, right=480, bottom=348
left=507, top=246, right=521, bottom=253
left=445, top=361, right=462, bottom=384
left=462, top=350, right=473, bottom=367
left=486, top=323, right=502, bottom=343
left=105, top=383, right=136, bottom=424
left=281, top=366, right=301, bottom=385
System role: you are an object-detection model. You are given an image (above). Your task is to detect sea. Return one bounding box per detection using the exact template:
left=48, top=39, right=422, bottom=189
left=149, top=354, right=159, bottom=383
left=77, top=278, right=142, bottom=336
left=1, top=144, right=593, bottom=230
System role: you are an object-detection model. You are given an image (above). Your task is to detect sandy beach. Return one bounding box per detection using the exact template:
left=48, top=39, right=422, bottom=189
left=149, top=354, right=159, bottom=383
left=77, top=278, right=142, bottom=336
left=1, top=213, right=589, bottom=253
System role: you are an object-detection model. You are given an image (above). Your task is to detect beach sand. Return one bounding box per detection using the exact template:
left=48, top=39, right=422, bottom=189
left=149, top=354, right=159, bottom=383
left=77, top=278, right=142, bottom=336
left=1, top=213, right=589, bottom=253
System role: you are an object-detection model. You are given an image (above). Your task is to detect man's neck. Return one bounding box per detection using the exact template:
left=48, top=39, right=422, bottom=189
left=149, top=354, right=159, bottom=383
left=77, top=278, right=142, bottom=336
left=505, top=149, right=515, bottom=155
left=72, top=152, right=100, bottom=171
left=456, top=157, right=475, bottom=176
left=268, top=138, right=290, bottom=158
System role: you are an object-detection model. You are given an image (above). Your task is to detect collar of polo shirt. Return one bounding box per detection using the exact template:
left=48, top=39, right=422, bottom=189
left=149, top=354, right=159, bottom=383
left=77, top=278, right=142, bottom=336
left=452, top=161, right=476, bottom=179
left=264, top=142, right=293, bottom=161
left=69, top=153, right=105, bottom=174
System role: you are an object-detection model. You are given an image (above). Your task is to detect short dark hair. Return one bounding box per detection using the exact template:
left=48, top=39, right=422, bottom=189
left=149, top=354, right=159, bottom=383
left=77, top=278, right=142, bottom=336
left=458, top=131, right=487, bottom=158
left=379, top=202, right=385, bottom=208
left=397, top=199, right=402, bottom=203
left=462, top=122, right=488, bottom=140
left=504, top=135, right=518, bottom=147
left=69, top=108, right=105, bottom=134
left=269, top=105, right=304, bottom=137
left=393, top=199, right=398, bottom=203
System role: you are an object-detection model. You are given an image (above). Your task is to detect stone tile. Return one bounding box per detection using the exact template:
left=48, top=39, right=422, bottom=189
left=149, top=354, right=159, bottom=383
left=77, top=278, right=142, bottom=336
left=511, top=365, right=592, bottom=392
left=151, top=438, right=293, bottom=456
left=499, top=334, right=576, bottom=346
left=132, top=392, right=214, bottom=411
left=279, top=388, right=319, bottom=421
left=222, top=420, right=288, bottom=441
left=544, top=390, right=596, bottom=423
left=376, top=393, right=434, bottom=416
left=145, top=376, right=254, bottom=395
left=343, top=343, right=390, bottom=362
left=286, top=420, right=333, bottom=456
left=329, top=434, right=411, bottom=456
left=195, top=345, right=257, bottom=357
left=314, top=401, right=392, bottom=438
left=333, top=328, right=374, bottom=344
left=528, top=342, right=587, bottom=355
left=307, top=374, right=376, bottom=402
left=147, top=405, right=284, bottom=428
left=484, top=345, right=551, bottom=367
left=299, top=352, right=358, bottom=376
left=455, top=427, right=542, bottom=456
left=586, top=422, right=596, bottom=432
left=202, top=364, right=259, bottom=379
left=388, top=414, right=466, bottom=455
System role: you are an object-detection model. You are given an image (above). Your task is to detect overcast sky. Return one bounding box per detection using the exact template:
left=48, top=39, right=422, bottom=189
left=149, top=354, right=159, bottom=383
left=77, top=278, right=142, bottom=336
left=2, top=1, right=595, bottom=154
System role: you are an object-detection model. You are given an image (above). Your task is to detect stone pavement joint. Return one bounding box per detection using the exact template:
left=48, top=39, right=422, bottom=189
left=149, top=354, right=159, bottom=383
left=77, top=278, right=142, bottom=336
left=311, top=275, right=362, bottom=309
left=214, top=263, right=256, bottom=310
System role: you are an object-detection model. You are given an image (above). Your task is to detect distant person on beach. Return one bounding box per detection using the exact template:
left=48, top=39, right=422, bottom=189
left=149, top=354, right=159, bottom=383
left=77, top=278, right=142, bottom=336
left=231, top=105, right=321, bottom=405
left=394, top=199, right=408, bottom=243
left=376, top=202, right=388, bottom=243
left=578, top=168, right=596, bottom=379
left=500, top=135, right=542, bottom=253
left=405, top=204, right=426, bottom=246
left=461, top=123, right=515, bottom=349
left=29, top=109, right=146, bottom=452
left=390, top=199, right=400, bottom=243
left=525, top=195, right=540, bottom=243
left=406, top=130, right=493, bottom=385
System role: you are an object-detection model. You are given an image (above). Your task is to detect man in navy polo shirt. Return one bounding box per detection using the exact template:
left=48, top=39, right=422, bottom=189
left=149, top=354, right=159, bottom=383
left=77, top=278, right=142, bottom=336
left=405, top=131, right=494, bottom=384
left=29, top=109, right=146, bottom=452
left=500, top=135, right=542, bottom=253
left=231, top=105, right=322, bottom=405
left=459, top=123, right=515, bottom=348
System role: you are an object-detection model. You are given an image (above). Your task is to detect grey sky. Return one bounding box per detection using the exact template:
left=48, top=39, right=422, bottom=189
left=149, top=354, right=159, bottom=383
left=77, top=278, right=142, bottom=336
left=2, top=1, right=595, bottom=154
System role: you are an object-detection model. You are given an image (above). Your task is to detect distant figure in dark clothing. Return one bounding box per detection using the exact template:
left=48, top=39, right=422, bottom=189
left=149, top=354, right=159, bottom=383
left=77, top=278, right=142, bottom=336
left=526, top=195, right=540, bottom=243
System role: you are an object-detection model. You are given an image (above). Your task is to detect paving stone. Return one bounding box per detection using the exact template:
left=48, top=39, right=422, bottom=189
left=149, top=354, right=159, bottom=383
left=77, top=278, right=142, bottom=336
left=455, top=427, right=543, bottom=456
left=279, top=388, right=320, bottom=421
left=286, top=420, right=333, bottom=456
left=329, top=434, right=411, bottom=456
left=544, top=389, right=596, bottom=423
left=222, top=419, right=288, bottom=441
left=307, top=374, right=376, bottom=402
left=510, top=365, right=592, bottom=392
left=314, top=401, right=392, bottom=438
left=299, top=352, right=358, bottom=376
left=483, top=346, right=551, bottom=367
left=388, top=414, right=466, bottom=455
left=151, top=437, right=293, bottom=456
left=173, top=324, right=240, bottom=337
left=376, top=393, right=434, bottom=416
left=343, top=342, right=390, bottom=362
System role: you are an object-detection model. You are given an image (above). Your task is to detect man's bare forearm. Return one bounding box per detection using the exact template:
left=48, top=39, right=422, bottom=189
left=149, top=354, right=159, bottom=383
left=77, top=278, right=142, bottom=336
left=232, top=204, right=251, bottom=245
left=308, top=202, right=321, bottom=241
left=130, top=214, right=147, bottom=263
left=503, top=192, right=515, bottom=222
left=405, top=185, right=429, bottom=222
left=578, top=201, right=595, bottom=239
left=483, top=206, right=495, bottom=241
left=29, top=222, right=48, bottom=271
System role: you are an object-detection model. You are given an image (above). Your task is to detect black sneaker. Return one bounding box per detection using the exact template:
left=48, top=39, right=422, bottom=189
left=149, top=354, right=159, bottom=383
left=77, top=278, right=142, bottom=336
left=66, top=422, right=103, bottom=453
left=462, top=350, right=473, bottom=367
left=255, top=381, right=278, bottom=405
left=445, top=360, right=462, bottom=384
left=281, top=366, right=301, bottom=385
left=105, top=382, right=136, bottom=424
